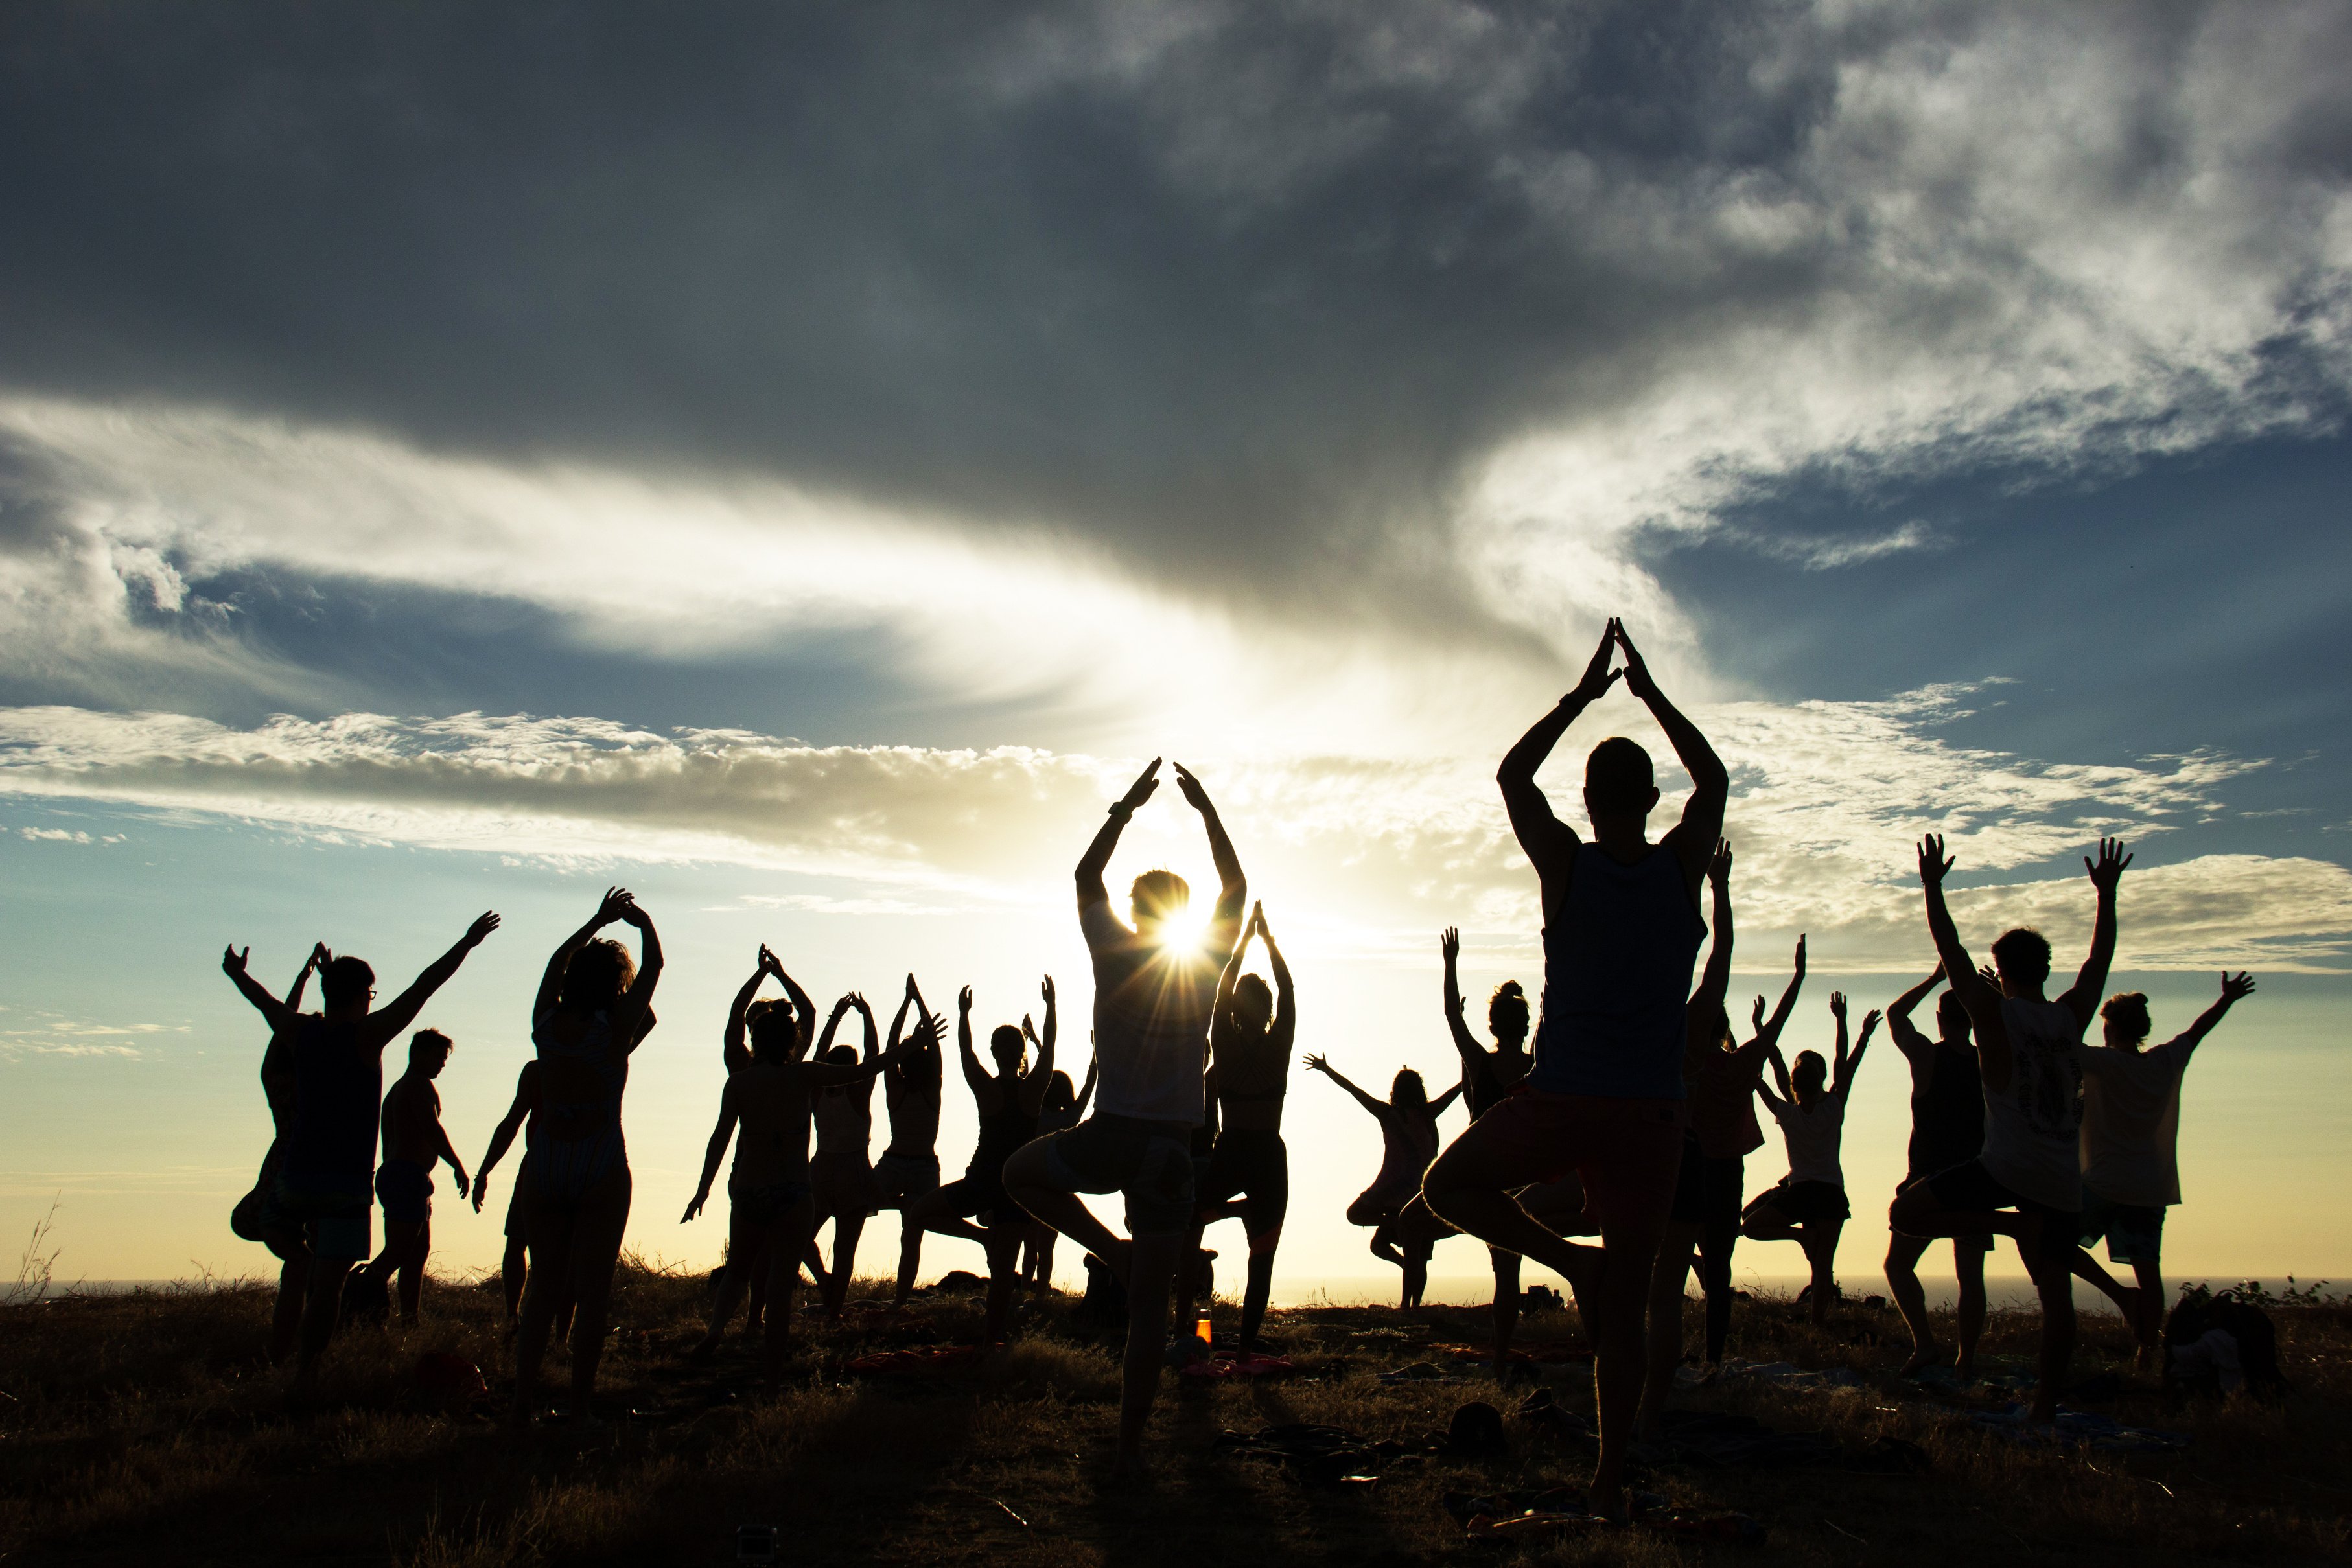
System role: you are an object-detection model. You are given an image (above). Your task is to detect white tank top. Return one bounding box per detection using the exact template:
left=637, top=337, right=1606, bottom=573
left=1979, top=997, right=2084, bottom=1212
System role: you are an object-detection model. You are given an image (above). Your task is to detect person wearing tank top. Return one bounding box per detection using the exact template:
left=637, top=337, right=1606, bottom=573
left=1892, top=835, right=2131, bottom=1425
left=892, top=980, right=1056, bottom=1350
left=1002, top=758, right=1247, bottom=1478
left=1881, top=963, right=1992, bottom=1379
left=227, top=941, right=331, bottom=1368
left=807, top=993, right=884, bottom=1319
left=1183, top=901, right=1295, bottom=1350
left=1740, top=993, right=1878, bottom=1326
left=1019, top=1057, right=1098, bottom=1291
left=1422, top=619, right=1727, bottom=1523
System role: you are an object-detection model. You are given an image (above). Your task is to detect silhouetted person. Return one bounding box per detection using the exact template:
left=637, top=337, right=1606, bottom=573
left=229, top=941, right=330, bottom=1364
left=358, top=1028, right=470, bottom=1322
left=472, top=1059, right=571, bottom=1337
left=220, top=912, right=500, bottom=1402
left=874, top=974, right=946, bottom=1269
left=809, top=993, right=884, bottom=1316
left=513, top=888, right=659, bottom=1429
left=1003, top=757, right=1246, bottom=1476
left=1312, top=1054, right=1461, bottom=1306
left=1187, top=902, right=1293, bottom=1349
left=1883, top=962, right=1990, bottom=1378
left=684, top=956, right=907, bottom=1382
left=1743, top=993, right=1877, bottom=1324
left=1423, top=619, right=1727, bottom=1519
left=894, top=980, right=1054, bottom=1344
left=1022, top=1056, right=1098, bottom=1290
left=2069, top=972, right=2256, bottom=1368
left=1891, top=836, right=2130, bottom=1424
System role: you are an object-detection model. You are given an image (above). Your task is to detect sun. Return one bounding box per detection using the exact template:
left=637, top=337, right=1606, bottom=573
left=1152, top=899, right=1211, bottom=954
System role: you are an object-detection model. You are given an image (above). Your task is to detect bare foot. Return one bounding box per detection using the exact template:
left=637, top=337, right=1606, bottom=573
left=1898, top=1342, right=1942, bottom=1377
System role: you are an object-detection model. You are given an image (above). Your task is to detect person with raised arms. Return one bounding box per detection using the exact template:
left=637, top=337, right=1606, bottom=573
left=220, top=912, right=500, bottom=1402
left=227, top=941, right=331, bottom=1365
left=1891, top=837, right=2130, bottom=1424
left=808, top=992, right=885, bottom=1317
left=512, top=889, right=658, bottom=1430
left=1021, top=1054, right=1098, bottom=1291
left=1422, top=619, right=1727, bottom=1520
left=1003, top=757, right=1246, bottom=1477
left=1742, top=992, right=1878, bottom=1324
left=2069, top=972, right=2257, bottom=1369
left=1312, top=1053, right=1462, bottom=1308
left=1882, top=962, right=1992, bottom=1379
left=1185, top=902, right=1293, bottom=1350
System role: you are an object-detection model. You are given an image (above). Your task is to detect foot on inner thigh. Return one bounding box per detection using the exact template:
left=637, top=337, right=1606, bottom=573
left=1092, top=1236, right=1135, bottom=1286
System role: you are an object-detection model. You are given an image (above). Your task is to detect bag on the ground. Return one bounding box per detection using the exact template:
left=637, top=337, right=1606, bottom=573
left=2163, top=1288, right=2289, bottom=1400
left=340, top=1267, right=390, bottom=1327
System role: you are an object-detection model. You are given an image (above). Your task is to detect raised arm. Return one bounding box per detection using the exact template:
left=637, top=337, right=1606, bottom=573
left=769, top=956, right=817, bottom=1055
left=1692, top=839, right=1734, bottom=1019
left=1077, top=758, right=1161, bottom=908
left=1885, top=961, right=1945, bottom=1061
left=1439, top=926, right=1485, bottom=1070
left=370, top=911, right=501, bottom=1045
left=681, top=1080, right=739, bottom=1223
left=1260, top=906, right=1294, bottom=1035
left=2059, top=838, right=2132, bottom=1030
left=1073, top=1056, right=1099, bottom=1117
left=1497, top=621, right=1620, bottom=869
left=1304, top=1054, right=1385, bottom=1118
left=1429, top=1079, right=1464, bottom=1116
left=723, top=947, right=779, bottom=1074
left=1835, top=1006, right=1880, bottom=1099
left=606, top=899, right=664, bottom=1047
left=1614, top=623, right=1728, bottom=894
left=1747, top=935, right=1807, bottom=1053
left=1172, top=763, right=1247, bottom=941
left=285, top=943, right=327, bottom=1010
left=1018, top=975, right=1058, bottom=1115
left=1920, top=835, right=2010, bottom=1088
left=955, top=986, right=996, bottom=1109
left=221, top=945, right=301, bottom=1036
left=1756, top=1043, right=1792, bottom=1115
left=536, top=888, right=627, bottom=1019
left=2175, top=972, right=2257, bottom=1059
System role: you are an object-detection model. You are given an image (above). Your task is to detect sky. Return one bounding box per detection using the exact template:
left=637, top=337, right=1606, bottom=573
left=3, top=1, right=2349, bottom=1298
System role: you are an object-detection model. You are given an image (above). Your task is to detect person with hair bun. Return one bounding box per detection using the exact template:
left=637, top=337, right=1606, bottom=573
left=1310, top=1051, right=1462, bottom=1306
left=2069, top=972, right=2256, bottom=1368
left=1742, top=991, right=1878, bottom=1325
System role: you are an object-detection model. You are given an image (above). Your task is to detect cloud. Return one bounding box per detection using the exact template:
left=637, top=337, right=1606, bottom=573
left=1, top=689, right=2340, bottom=970
left=0, top=1011, right=183, bottom=1059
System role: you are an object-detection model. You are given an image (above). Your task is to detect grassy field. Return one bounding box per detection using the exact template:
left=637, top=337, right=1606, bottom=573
left=2, top=1266, right=2347, bottom=1566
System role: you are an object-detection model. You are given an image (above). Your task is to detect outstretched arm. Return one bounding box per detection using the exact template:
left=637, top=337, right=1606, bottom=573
left=1885, top=961, right=1944, bottom=1061
left=1077, top=759, right=1161, bottom=908
left=813, top=995, right=851, bottom=1061
left=1304, top=1054, right=1385, bottom=1118
left=955, top=986, right=996, bottom=1110
left=1692, top=839, right=1735, bottom=1020
left=771, top=958, right=817, bottom=1055
left=371, top=912, right=501, bottom=1046
left=221, top=946, right=301, bottom=1036
left=1497, top=621, right=1620, bottom=870
left=1920, top=835, right=2010, bottom=1089
left=285, top=943, right=327, bottom=1011
left=536, top=888, right=627, bottom=1019
left=1173, top=763, right=1247, bottom=943
left=723, top=947, right=778, bottom=1074
left=1018, top=976, right=1059, bottom=1115
left=1073, top=1056, right=1099, bottom=1118
left=1439, top=925, right=1485, bottom=1071
left=1748, top=936, right=1806, bottom=1052
left=1756, top=1044, right=1792, bottom=1114
left=1614, top=623, right=1729, bottom=894
left=607, top=900, right=664, bottom=1048
left=2176, top=972, right=2257, bottom=1059
left=1835, top=1007, right=1880, bottom=1099
left=1429, top=1080, right=1464, bottom=1116
left=2059, top=838, right=2132, bottom=1030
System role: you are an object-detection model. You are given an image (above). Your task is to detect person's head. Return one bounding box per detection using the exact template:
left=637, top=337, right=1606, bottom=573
left=1130, top=868, right=1191, bottom=934
left=1712, top=1005, right=1734, bottom=1052
left=1792, top=1050, right=1828, bottom=1101
left=1990, top=927, right=2051, bottom=995
left=1489, top=980, right=1530, bottom=1047
left=1935, top=988, right=1972, bottom=1043
left=746, top=997, right=798, bottom=1061
left=1391, top=1067, right=1428, bottom=1108
left=2101, top=991, right=2152, bottom=1050
left=321, top=955, right=375, bottom=1014
left=408, top=1028, right=452, bottom=1077
left=1229, top=973, right=1274, bottom=1034
left=559, top=936, right=636, bottom=1013
left=1583, top=737, right=1660, bottom=829
left=1043, top=1068, right=1077, bottom=1114
left=990, top=1022, right=1027, bottom=1076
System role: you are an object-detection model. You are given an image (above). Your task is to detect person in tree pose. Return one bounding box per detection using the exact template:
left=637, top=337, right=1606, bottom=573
left=1003, top=757, right=1246, bottom=1476
left=1743, top=991, right=1878, bottom=1324
left=808, top=993, right=884, bottom=1316
left=1882, top=962, right=1991, bottom=1379
left=1023, top=1055, right=1099, bottom=1290
left=873, top=975, right=946, bottom=1287
left=2069, top=972, right=2257, bottom=1369
left=512, top=889, right=658, bottom=1429
left=220, top=912, right=500, bottom=1402
left=1312, top=1052, right=1462, bottom=1307
left=1187, top=902, right=1293, bottom=1348
left=1891, top=837, right=2130, bottom=1424
left=1423, top=619, right=1727, bottom=1519
left=892, top=980, right=1056, bottom=1346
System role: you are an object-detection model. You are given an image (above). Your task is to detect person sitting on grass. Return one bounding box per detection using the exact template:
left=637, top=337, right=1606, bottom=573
left=355, top=1028, right=471, bottom=1324
left=219, top=911, right=500, bottom=1403
left=1002, top=757, right=1247, bottom=1478
left=1313, top=1052, right=1462, bottom=1306
left=2069, top=973, right=2257, bottom=1370
left=1021, top=1055, right=1098, bottom=1291
left=1891, top=836, right=2130, bottom=1425
left=683, top=962, right=912, bottom=1383
left=1883, top=962, right=1991, bottom=1379
left=1742, top=992, right=1878, bottom=1325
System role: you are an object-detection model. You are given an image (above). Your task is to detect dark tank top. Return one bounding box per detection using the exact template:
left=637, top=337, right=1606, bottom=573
left=1528, top=843, right=1706, bottom=1099
left=970, top=1094, right=1038, bottom=1179
left=1908, top=1037, right=1986, bottom=1178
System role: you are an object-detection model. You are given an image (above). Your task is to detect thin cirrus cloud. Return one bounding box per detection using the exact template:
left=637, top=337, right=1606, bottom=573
left=1, top=692, right=2341, bottom=971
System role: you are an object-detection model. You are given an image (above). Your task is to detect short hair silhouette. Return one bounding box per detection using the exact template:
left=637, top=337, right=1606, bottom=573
left=559, top=938, right=636, bottom=1011
left=321, top=955, right=375, bottom=1010
left=409, top=1028, right=452, bottom=1063
left=1991, top=927, right=2053, bottom=988
left=2101, top=991, right=2152, bottom=1044
left=1936, top=988, right=1972, bottom=1034
left=1584, top=737, right=1655, bottom=815
left=1130, top=868, right=1190, bottom=926
left=1792, top=1050, right=1828, bottom=1093
left=990, top=1023, right=1026, bottom=1065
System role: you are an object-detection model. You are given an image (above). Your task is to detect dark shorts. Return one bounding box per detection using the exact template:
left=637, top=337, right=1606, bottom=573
left=810, top=1152, right=883, bottom=1217
left=2077, top=1190, right=2165, bottom=1266
left=375, top=1160, right=434, bottom=1225
left=1742, top=1177, right=1850, bottom=1227
left=272, top=1173, right=372, bottom=1263
left=502, top=1157, right=535, bottom=1241
left=874, top=1150, right=942, bottom=1206
left=932, top=1173, right=1026, bottom=1231
left=1199, top=1129, right=1289, bottom=1239
left=1438, top=1089, right=1687, bottom=1239
left=1377, top=1193, right=1455, bottom=1258
left=1669, top=1137, right=1746, bottom=1230
left=1924, top=1159, right=2075, bottom=1264
left=730, top=1176, right=812, bottom=1231
left=1896, top=1170, right=1992, bottom=1254
left=1037, top=1113, right=1196, bottom=1237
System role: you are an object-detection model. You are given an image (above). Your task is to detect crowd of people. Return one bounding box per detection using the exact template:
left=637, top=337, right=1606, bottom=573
left=220, top=620, right=2254, bottom=1511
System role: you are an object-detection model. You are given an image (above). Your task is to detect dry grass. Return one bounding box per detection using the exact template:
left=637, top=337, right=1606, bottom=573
left=2, top=1269, right=2348, bottom=1566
